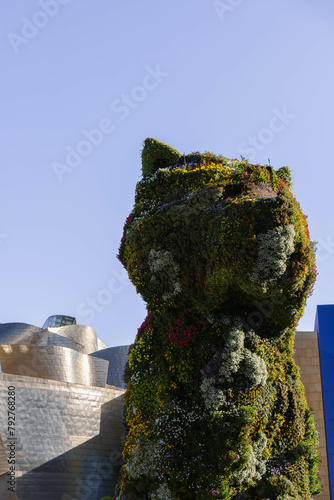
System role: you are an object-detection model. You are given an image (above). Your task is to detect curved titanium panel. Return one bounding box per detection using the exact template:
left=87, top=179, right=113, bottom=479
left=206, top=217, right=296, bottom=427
left=47, top=325, right=98, bottom=354
left=0, top=345, right=108, bottom=387
left=90, top=345, right=130, bottom=388
left=0, top=323, right=88, bottom=352
left=35, top=331, right=85, bottom=352
left=97, top=337, right=108, bottom=350
left=0, top=323, right=46, bottom=346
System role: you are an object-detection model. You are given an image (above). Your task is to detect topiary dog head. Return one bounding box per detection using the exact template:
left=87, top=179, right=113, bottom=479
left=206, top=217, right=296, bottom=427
left=118, top=138, right=316, bottom=336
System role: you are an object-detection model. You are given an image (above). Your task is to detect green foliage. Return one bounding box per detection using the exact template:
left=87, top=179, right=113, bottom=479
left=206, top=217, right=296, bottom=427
left=115, top=139, right=320, bottom=499
left=141, top=137, right=181, bottom=177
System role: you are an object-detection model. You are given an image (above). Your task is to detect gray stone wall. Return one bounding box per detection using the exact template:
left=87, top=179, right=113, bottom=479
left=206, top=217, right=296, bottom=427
left=0, top=373, right=124, bottom=500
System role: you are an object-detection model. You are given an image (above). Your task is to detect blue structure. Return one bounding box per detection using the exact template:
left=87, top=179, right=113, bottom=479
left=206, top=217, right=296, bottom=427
left=315, top=305, right=334, bottom=499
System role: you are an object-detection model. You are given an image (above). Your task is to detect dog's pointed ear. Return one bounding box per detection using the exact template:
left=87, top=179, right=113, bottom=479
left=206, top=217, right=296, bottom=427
left=141, top=138, right=181, bottom=177
left=276, top=166, right=292, bottom=187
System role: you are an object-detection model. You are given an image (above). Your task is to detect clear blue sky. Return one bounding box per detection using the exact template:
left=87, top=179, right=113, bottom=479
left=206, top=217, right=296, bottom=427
left=0, top=0, right=333, bottom=347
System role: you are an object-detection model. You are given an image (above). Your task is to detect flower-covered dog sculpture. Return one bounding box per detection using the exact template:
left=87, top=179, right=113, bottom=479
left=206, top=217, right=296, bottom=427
left=116, top=138, right=320, bottom=499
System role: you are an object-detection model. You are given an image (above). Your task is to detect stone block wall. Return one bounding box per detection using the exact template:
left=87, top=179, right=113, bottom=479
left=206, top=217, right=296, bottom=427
left=294, top=331, right=330, bottom=500
left=0, top=373, right=125, bottom=500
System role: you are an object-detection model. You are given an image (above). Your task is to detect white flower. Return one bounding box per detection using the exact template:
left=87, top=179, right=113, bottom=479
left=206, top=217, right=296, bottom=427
left=200, top=377, right=226, bottom=409
left=241, top=349, right=267, bottom=387
left=232, top=433, right=267, bottom=484
left=251, top=224, right=295, bottom=289
left=150, top=481, right=173, bottom=499
left=148, top=249, right=182, bottom=300
left=201, top=328, right=267, bottom=410
left=126, top=439, right=161, bottom=479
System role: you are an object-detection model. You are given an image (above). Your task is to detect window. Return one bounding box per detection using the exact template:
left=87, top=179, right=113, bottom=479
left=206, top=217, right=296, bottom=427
left=42, top=315, right=76, bottom=329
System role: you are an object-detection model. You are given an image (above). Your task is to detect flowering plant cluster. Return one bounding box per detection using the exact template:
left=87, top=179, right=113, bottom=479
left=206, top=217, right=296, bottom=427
left=114, top=138, right=319, bottom=499
left=167, top=319, right=197, bottom=348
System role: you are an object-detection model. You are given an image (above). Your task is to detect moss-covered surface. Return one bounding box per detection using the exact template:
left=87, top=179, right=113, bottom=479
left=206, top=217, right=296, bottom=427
left=114, top=139, right=320, bottom=499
